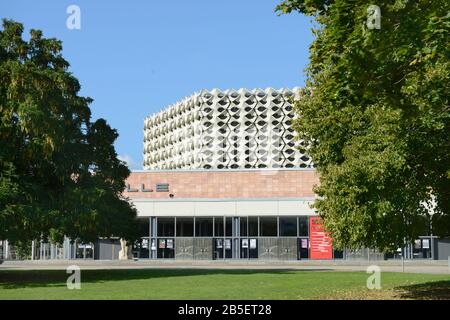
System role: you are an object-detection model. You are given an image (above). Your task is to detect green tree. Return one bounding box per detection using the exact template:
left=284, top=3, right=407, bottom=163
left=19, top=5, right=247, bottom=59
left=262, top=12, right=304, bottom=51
left=0, top=20, right=139, bottom=245
left=277, top=1, right=450, bottom=251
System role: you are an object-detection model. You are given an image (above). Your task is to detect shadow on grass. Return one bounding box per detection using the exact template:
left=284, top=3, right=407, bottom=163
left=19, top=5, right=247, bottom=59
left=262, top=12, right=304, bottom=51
left=395, top=281, right=450, bottom=300
left=0, top=268, right=332, bottom=290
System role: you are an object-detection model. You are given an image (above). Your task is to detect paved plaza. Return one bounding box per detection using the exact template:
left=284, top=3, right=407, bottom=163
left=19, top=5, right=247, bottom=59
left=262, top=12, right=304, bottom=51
left=1, top=259, right=449, bottom=275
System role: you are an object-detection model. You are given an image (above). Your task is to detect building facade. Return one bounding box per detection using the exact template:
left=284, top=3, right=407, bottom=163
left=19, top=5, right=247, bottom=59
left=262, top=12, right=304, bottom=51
left=134, top=88, right=331, bottom=260
left=143, top=88, right=312, bottom=170
left=125, top=168, right=336, bottom=260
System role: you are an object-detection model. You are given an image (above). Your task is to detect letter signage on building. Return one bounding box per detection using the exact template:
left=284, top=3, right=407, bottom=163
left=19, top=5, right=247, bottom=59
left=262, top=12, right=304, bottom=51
left=309, top=216, right=332, bottom=259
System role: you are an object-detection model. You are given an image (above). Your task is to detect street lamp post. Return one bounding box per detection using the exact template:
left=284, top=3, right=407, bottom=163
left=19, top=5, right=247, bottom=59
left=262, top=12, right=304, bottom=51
left=422, top=194, right=436, bottom=260
left=430, top=212, right=435, bottom=260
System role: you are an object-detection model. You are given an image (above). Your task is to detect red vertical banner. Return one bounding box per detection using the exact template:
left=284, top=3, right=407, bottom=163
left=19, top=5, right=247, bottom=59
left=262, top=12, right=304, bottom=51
left=309, top=216, right=333, bottom=260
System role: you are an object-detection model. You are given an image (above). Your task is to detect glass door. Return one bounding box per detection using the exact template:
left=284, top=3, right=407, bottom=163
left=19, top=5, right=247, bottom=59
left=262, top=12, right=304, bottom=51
left=298, top=238, right=309, bottom=259
left=214, top=238, right=224, bottom=260
left=240, top=239, right=249, bottom=258
left=224, top=238, right=233, bottom=259
left=157, top=238, right=175, bottom=258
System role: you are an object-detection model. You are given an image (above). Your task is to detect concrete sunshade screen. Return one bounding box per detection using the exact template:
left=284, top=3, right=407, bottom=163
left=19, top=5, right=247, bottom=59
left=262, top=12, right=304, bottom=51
left=143, top=88, right=312, bottom=170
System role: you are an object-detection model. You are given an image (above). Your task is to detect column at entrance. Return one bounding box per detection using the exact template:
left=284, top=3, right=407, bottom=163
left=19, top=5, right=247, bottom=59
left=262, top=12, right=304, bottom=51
left=232, top=217, right=240, bottom=259
left=150, top=217, right=157, bottom=259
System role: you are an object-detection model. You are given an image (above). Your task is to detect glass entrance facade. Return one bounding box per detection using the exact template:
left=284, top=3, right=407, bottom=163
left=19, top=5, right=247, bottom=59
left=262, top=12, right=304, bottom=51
left=136, top=215, right=315, bottom=260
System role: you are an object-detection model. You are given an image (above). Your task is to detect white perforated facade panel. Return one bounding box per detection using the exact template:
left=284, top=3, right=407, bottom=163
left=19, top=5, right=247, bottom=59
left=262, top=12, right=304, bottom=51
left=143, top=88, right=312, bottom=170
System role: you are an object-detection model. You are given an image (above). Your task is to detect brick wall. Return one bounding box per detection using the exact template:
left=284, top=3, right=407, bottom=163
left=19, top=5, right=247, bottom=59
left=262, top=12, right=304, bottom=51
left=124, top=169, right=319, bottom=199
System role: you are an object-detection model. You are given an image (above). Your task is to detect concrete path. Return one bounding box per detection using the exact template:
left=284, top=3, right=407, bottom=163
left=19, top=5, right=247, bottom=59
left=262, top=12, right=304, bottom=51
left=1, top=259, right=450, bottom=275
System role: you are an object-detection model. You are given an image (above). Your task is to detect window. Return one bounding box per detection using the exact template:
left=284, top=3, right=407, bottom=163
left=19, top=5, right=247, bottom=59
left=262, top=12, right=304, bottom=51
left=134, top=238, right=149, bottom=259
left=248, top=217, right=258, bottom=236
left=156, top=183, right=169, bottom=192
left=157, top=217, right=174, bottom=237
left=225, top=217, right=232, bottom=237
left=260, top=217, right=277, bottom=236
left=176, top=217, right=193, bottom=237
left=137, top=218, right=150, bottom=237
left=240, top=217, right=248, bottom=237
left=195, top=217, right=213, bottom=237
left=299, top=216, right=309, bottom=237
left=214, top=217, right=224, bottom=237
left=279, top=217, right=297, bottom=236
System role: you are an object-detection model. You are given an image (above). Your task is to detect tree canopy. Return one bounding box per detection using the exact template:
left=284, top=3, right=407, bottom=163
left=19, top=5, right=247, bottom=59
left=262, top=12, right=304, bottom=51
left=0, top=19, right=139, bottom=245
left=277, top=1, right=450, bottom=251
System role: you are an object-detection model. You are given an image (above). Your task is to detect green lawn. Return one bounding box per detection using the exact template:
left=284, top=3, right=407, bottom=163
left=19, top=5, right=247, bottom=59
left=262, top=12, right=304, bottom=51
left=0, top=269, right=449, bottom=300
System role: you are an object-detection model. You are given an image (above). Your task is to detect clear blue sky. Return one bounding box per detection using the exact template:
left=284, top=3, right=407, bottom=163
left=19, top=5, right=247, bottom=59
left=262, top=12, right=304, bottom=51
left=0, top=1, right=313, bottom=169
